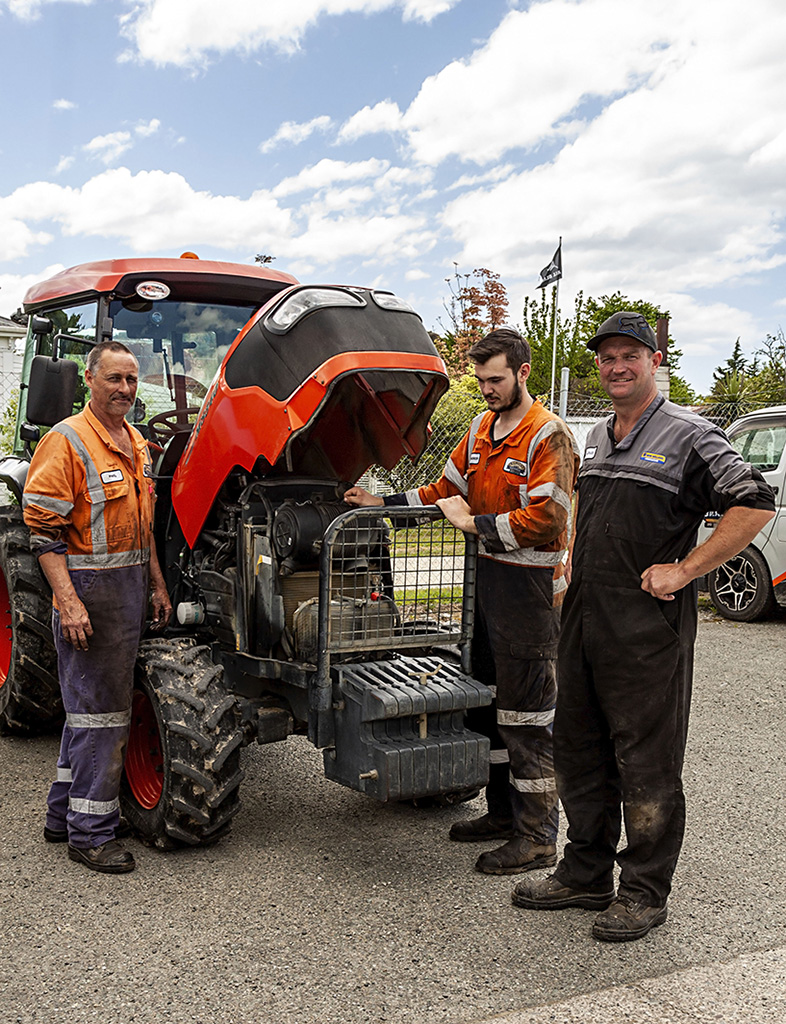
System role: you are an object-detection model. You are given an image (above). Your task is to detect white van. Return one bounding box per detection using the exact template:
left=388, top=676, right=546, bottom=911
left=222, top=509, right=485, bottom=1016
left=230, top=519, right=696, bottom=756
left=701, top=405, right=786, bottom=621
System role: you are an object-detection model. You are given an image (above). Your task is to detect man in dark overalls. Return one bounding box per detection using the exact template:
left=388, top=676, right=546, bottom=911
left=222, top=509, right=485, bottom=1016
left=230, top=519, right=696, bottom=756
left=512, top=312, right=775, bottom=940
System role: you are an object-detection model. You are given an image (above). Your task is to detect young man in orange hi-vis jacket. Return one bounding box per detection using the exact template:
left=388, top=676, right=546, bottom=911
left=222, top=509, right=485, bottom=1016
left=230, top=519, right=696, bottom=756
left=345, top=328, right=580, bottom=874
left=23, top=341, right=171, bottom=875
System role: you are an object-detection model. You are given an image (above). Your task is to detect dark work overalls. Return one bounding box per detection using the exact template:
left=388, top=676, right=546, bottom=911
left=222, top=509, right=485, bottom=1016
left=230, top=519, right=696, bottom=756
left=553, top=395, right=774, bottom=906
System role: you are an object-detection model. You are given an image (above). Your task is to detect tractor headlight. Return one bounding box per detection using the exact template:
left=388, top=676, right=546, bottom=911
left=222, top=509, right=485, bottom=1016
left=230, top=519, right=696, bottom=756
left=266, top=287, right=366, bottom=333
left=370, top=291, right=417, bottom=314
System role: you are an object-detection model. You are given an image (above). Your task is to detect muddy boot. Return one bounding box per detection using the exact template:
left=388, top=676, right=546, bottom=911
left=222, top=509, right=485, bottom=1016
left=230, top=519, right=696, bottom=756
left=592, top=896, right=668, bottom=942
left=475, top=836, right=557, bottom=875
left=449, top=814, right=515, bottom=843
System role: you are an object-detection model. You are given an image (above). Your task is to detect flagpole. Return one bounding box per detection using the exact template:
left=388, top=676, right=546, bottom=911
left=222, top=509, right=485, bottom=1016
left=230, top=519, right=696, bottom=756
left=548, top=235, right=562, bottom=411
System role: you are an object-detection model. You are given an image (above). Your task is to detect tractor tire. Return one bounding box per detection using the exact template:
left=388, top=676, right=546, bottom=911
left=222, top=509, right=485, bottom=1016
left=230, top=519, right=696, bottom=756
left=121, top=638, right=245, bottom=849
left=0, top=504, right=62, bottom=735
left=708, top=545, right=776, bottom=622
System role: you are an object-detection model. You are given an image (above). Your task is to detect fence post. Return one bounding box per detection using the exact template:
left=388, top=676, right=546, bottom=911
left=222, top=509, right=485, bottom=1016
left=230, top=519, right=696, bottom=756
left=558, top=367, right=570, bottom=421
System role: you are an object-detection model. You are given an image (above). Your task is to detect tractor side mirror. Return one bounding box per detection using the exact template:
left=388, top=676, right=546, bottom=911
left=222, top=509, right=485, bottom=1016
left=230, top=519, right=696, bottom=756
left=31, top=316, right=53, bottom=337
left=25, top=355, right=79, bottom=426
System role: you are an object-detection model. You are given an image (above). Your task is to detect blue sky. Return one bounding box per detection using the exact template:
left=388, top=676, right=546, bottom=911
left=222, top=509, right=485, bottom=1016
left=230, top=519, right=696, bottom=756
left=1, top=0, right=785, bottom=393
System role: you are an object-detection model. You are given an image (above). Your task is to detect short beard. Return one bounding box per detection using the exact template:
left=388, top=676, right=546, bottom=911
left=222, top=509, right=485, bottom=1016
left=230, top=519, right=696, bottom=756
left=493, top=377, right=522, bottom=413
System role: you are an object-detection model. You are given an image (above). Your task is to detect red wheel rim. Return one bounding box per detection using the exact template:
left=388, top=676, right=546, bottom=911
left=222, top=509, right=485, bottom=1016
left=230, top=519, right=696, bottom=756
left=125, top=688, right=164, bottom=809
left=0, top=564, right=12, bottom=688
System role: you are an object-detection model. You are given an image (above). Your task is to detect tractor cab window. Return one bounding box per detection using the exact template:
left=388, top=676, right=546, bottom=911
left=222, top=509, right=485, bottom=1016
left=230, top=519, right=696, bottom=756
left=109, top=298, right=260, bottom=444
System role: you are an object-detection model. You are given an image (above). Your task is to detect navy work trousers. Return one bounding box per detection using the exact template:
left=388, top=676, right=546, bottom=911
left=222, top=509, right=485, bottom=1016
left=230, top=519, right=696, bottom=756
left=553, top=580, right=694, bottom=907
left=466, top=557, right=560, bottom=845
left=46, top=565, right=148, bottom=848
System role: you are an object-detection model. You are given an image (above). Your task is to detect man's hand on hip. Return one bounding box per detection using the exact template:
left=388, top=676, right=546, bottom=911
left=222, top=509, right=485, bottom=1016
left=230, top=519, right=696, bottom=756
left=640, top=562, right=692, bottom=601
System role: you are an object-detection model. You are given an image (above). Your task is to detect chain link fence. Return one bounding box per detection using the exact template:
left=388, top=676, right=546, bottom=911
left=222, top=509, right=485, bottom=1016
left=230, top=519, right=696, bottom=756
left=364, top=390, right=782, bottom=496
left=0, top=361, right=779, bottom=491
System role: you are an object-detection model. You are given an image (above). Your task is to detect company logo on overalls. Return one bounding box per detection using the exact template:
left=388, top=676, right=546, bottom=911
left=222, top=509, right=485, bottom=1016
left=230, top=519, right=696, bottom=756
left=503, top=457, right=527, bottom=477
left=640, top=451, right=666, bottom=464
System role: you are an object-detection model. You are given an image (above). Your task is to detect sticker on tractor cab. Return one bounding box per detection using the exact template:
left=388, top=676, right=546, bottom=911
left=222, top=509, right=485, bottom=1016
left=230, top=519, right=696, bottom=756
left=640, top=451, right=667, bottom=464
left=101, top=469, right=124, bottom=484
left=503, top=457, right=527, bottom=477
left=136, top=280, right=170, bottom=301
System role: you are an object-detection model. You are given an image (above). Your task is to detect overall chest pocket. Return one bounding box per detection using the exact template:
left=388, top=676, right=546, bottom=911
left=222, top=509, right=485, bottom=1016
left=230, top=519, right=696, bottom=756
left=85, top=479, right=134, bottom=543
left=603, top=481, right=667, bottom=549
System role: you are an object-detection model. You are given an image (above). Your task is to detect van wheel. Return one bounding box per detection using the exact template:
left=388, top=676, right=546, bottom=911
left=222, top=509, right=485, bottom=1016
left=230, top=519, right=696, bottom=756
left=708, top=546, right=776, bottom=621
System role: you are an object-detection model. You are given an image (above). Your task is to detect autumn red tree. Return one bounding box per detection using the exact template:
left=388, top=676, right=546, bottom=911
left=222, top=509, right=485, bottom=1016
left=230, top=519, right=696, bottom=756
left=436, top=266, right=510, bottom=376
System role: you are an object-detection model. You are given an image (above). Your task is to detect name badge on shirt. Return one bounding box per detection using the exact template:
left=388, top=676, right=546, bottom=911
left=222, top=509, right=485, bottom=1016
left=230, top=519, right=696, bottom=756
left=641, top=451, right=667, bottom=464
left=503, top=457, right=527, bottom=477
left=100, top=469, right=124, bottom=484
left=584, top=446, right=598, bottom=460
left=469, top=452, right=481, bottom=465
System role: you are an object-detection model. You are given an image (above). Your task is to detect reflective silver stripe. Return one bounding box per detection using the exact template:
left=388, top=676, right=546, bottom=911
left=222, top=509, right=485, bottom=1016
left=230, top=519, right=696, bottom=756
left=518, top=484, right=529, bottom=509
left=498, top=709, right=555, bottom=727
left=526, top=420, right=560, bottom=475
left=66, top=548, right=149, bottom=569
left=69, top=796, right=120, bottom=816
left=527, top=481, right=572, bottom=515
left=66, top=710, right=132, bottom=729
left=509, top=773, right=557, bottom=793
left=404, top=489, right=424, bottom=506
left=444, top=457, right=468, bottom=496
left=23, top=492, right=74, bottom=517
left=553, top=575, right=568, bottom=596
left=53, top=423, right=109, bottom=554
left=466, top=413, right=484, bottom=462
left=489, top=749, right=510, bottom=764
left=56, top=767, right=73, bottom=783
left=481, top=546, right=565, bottom=567
left=495, top=512, right=518, bottom=552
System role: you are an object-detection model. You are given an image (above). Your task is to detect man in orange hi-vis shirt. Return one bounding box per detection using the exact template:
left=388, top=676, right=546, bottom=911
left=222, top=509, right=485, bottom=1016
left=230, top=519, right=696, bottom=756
left=23, top=341, right=171, bottom=875
left=345, top=328, right=580, bottom=875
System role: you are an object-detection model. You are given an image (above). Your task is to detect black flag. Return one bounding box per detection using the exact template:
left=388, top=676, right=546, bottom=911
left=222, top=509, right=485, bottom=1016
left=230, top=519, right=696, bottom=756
left=538, top=243, right=562, bottom=289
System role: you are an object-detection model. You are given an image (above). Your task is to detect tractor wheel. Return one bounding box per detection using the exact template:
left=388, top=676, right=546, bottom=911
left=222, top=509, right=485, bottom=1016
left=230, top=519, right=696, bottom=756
left=121, top=638, right=246, bottom=849
left=708, top=545, right=776, bottom=622
left=0, top=504, right=62, bottom=735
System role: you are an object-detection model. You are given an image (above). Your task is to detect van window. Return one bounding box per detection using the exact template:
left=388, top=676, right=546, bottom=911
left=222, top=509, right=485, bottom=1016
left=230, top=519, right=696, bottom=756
left=729, top=424, right=786, bottom=472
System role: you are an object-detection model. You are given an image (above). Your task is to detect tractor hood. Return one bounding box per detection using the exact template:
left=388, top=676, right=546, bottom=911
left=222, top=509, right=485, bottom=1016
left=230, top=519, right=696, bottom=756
left=172, top=286, right=449, bottom=547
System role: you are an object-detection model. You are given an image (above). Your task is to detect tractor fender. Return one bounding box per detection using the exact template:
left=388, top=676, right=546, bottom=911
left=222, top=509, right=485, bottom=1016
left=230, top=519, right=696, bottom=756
left=0, top=456, right=30, bottom=505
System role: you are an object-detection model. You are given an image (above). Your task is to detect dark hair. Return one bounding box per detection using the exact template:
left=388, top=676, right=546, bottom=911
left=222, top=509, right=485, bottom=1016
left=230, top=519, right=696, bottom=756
left=468, top=328, right=531, bottom=374
left=86, top=340, right=137, bottom=375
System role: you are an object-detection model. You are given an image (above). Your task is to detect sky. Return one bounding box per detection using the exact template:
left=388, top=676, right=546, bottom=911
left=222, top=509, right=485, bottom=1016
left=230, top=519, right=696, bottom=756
left=1, top=0, right=784, bottom=394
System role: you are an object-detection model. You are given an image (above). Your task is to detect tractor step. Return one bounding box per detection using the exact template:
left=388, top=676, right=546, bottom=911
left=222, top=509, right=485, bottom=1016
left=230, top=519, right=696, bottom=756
left=323, top=655, right=492, bottom=801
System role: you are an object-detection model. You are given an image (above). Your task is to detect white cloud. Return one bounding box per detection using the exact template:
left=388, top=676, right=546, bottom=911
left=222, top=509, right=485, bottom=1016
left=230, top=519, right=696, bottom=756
left=260, top=116, right=333, bottom=154
left=0, top=165, right=437, bottom=272
left=54, top=156, right=74, bottom=174
left=120, top=0, right=460, bottom=67
left=436, top=1, right=786, bottom=315
left=52, top=98, right=76, bottom=111
left=0, top=264, right=65, bottom=317
left=83, top=131, right=133, bottom=165
left=273, top=158, right=389, bottom=197
left=337, top=100, right=404, bottom=143
left=2, top=0, right=91, bottom=20
left=135, top=118, right=161, bottom=137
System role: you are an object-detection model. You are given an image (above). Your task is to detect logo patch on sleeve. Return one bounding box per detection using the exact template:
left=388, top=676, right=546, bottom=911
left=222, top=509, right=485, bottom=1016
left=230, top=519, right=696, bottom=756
left=640, top=451, right=666, bottom=464
left=100, top=469, right=124, bottom=484
left=584, top=446, right=598, bottom=460
left=503, top=457, right=527, bottom=477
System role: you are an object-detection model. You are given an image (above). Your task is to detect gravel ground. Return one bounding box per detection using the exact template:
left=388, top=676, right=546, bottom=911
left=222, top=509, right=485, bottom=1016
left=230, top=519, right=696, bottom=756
left=1, top=607, right=785, bottom=1024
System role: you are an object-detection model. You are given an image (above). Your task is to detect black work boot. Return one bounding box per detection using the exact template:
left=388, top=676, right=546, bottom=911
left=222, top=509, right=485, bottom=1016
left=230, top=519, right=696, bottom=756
left=512, top=873, right=615, bottom=910
left=449, top=814, right=515, bottom=843
left=67, top=840, right=135, bottom=874
left=475, top=836, right=557, bottom=875
left=45, top=818, right=132, bottom=844
left=592, top=895, right=668, bottom=942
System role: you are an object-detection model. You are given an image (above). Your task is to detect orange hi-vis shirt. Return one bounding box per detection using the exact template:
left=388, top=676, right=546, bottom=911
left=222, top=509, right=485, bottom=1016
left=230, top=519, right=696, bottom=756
left=23, top=403, right=155, bottom=571
left=400, top=400, right=580, bottom=597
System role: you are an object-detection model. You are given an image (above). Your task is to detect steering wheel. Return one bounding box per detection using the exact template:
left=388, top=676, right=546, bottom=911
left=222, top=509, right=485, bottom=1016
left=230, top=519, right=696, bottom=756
left=147, top=407, right=201, bottom=446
